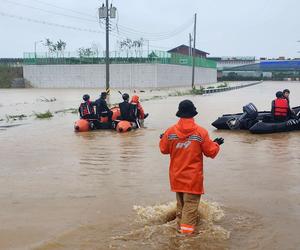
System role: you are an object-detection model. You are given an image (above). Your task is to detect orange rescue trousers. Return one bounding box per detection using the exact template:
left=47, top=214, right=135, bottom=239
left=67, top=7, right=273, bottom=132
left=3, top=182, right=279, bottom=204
left=176, top=192, right=201, bottom=234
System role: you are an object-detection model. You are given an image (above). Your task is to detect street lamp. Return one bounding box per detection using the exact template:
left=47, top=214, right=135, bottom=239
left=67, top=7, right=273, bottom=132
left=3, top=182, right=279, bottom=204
left=34, top=40, right=43, bottom=59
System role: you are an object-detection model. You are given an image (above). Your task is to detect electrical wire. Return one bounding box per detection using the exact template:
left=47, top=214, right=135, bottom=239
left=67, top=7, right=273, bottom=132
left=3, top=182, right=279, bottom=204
left=115, top=18, right=193, bottom=38
left=0, top=11, right=104, bottom=34
left=1, top=0, right=98, bottom=23
left=0, top=0, right=193, bottom=43
left=6, top=0, right=193, bottom=39
left=27, top=0, right=93, bottom=18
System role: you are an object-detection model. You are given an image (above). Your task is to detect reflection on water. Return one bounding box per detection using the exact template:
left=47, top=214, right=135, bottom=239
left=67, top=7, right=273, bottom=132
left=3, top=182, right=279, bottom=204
left=1, top=81, right=300, bottom=249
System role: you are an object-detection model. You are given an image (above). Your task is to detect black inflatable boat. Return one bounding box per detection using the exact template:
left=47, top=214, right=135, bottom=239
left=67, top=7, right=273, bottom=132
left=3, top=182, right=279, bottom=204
left=249, top=118, right=300, bottom=134
left=212, top=103, right=300, bottom=134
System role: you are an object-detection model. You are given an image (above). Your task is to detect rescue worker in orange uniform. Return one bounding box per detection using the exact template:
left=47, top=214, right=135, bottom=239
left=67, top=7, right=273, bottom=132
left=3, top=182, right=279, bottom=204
left=130, top=95, right=149, bottom=120
left=271, top=91, right=291, bottom=122
left=159, top=100, right=224, bottom=234
left=79, top=94, right=97, bottom=119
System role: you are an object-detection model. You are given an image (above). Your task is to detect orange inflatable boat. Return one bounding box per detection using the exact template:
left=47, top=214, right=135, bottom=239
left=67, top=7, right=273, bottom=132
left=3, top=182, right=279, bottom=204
left=74, top=107, right=140, bottom=133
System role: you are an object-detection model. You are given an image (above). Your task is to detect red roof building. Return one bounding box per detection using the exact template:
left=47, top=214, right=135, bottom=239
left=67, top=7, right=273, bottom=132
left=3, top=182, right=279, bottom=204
left=167, top=44, right=209, bottom=58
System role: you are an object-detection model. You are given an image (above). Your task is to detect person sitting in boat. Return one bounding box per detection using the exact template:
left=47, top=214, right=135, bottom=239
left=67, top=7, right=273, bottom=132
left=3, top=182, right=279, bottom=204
left=130, top=95, right=149, bottom=120
left=283, top=89, right=296, bottom=117
left=283, top=89, right=290, bottom=104
left=271, top=91, right=291, bottom=122
left=79, top=94, right=97, bottom=120
left=118, top=93, right=136, bottom=121
left=94, top=92, right=113, bottom=123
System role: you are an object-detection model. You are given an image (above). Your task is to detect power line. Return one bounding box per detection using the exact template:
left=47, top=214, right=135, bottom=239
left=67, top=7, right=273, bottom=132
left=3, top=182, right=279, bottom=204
left=28, top=0, right=93, bottom=18
left=3, top=0, right=193, bottom=39
left=0, top=11, right=104, bottom=34
left=114, top=18, right=193, bottom=38
left=1, top=0, right=98, bottom=23
left=111, top=17, right=193, bottom=41
left=0, top=0, right=192, bottom=44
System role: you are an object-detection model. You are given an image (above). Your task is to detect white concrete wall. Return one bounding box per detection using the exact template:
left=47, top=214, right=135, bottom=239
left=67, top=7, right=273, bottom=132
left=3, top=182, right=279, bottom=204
left=23, top=63, right=216, bottom=88
left=156, top=64, right=216, bottom=87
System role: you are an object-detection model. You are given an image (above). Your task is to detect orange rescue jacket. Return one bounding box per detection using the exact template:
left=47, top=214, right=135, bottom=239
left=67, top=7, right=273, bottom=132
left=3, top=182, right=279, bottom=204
left=159, top=118, right=220, bottom=194
left=131, top=95, right=145, bottom=119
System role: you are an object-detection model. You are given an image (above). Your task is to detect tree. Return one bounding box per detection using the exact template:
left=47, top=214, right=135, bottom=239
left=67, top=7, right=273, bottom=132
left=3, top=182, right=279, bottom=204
left=56, top=39, right=66, bottom=54
left=44, top=38, right=67, bottom=55
left=119, top=38, right=144, bottom=57
left=77, top=47, right=95, bottom=57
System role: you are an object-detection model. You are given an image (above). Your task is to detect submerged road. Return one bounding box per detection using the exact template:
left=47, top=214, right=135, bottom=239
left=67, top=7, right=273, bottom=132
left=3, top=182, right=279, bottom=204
left=0, top=81, right=300, bottom=249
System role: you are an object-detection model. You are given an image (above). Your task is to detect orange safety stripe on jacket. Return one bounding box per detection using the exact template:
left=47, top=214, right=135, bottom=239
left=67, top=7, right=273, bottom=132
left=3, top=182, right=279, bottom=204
left=159, top=118, right=220, bottom=194
left=274, top=98, right=288, bottom=117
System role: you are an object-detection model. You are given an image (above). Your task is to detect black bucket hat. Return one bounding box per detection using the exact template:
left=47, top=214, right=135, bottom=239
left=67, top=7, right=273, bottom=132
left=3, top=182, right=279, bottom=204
left=176, top=100, right=198, bottom=118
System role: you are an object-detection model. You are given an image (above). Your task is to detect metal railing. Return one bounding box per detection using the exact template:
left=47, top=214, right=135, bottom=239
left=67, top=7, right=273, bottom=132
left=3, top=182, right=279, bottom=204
left=203, top=81, right=263, bottom=94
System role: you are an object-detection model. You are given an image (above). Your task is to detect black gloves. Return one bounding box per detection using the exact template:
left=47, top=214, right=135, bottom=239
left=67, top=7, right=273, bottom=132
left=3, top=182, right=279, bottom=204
left=214, top=137, right=224, bottom=145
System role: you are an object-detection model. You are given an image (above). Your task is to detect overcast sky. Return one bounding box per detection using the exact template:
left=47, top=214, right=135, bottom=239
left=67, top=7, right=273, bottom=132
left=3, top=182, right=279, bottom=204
left=0, top=0, right=299, bottom=58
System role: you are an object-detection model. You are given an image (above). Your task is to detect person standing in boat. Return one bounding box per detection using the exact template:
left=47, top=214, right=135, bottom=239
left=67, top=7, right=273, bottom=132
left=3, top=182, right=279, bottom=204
left=271, top=91, right=291, bottom=122
left=79, top=94, right=97, bottom=120
left=159, top=100, right=223, bottom=235
left=94, top=92, right=113, bottom=123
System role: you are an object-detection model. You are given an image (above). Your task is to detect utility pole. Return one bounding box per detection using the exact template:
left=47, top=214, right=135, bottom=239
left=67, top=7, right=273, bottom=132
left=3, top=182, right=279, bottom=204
left=191, top=13, right=197, bottom=89
left=189, top=33, right=192, bottom=56
left=99, top=1, right=117, bottom=96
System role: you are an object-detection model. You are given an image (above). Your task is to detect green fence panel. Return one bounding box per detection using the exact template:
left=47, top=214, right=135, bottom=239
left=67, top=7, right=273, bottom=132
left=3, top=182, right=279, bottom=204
left=23, top=50, right=216, bottom=68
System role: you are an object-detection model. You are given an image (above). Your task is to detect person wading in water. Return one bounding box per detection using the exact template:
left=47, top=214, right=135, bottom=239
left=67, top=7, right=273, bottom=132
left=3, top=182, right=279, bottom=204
left=159, top=100, right=224, bottom=234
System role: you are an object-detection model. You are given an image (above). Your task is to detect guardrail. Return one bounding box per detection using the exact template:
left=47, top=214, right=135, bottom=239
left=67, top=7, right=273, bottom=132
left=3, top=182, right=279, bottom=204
left=203, top=81, right=262, bottom=94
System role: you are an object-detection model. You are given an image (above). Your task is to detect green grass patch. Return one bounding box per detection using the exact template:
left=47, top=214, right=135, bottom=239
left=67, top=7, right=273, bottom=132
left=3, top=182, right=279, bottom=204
left=5, top=114, right=27, bottom=121
left=34, top=110, right=53, bottom=119
left=190, top=87, right=204, bottom=95
left=217, top=82, right=228, bottom=88
left=206, top=86, right=215, bottom=89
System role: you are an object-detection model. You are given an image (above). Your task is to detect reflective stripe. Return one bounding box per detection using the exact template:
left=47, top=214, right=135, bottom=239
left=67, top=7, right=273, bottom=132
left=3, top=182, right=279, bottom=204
left=180, top=224, right=194, bottom=234
left=168, top=134, right=179, bottom=140
left=188, top=135, right=203, bottom=142
left=168, top=134, right=202, bottom=142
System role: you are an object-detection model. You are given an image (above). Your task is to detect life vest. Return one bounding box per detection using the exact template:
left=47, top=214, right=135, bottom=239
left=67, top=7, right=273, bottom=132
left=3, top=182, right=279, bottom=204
left=274, top=98, right=288, bottom=117
left=80, top=101, right=94, bottom=117
left=130, top=95, right=145, bottom=119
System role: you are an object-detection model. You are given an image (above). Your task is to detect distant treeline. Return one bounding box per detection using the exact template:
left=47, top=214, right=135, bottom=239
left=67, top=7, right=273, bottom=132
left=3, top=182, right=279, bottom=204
left=0, top=66, right=23, bottom=88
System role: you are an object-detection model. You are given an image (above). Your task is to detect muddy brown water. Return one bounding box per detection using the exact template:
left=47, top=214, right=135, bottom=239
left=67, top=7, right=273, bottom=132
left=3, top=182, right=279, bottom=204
left=1, top=81, right=300, bottom=250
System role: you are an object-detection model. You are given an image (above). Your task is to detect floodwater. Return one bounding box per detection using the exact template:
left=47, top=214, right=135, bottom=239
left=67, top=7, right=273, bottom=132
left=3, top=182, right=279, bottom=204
left=1, top=81, right=300, bottom=250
